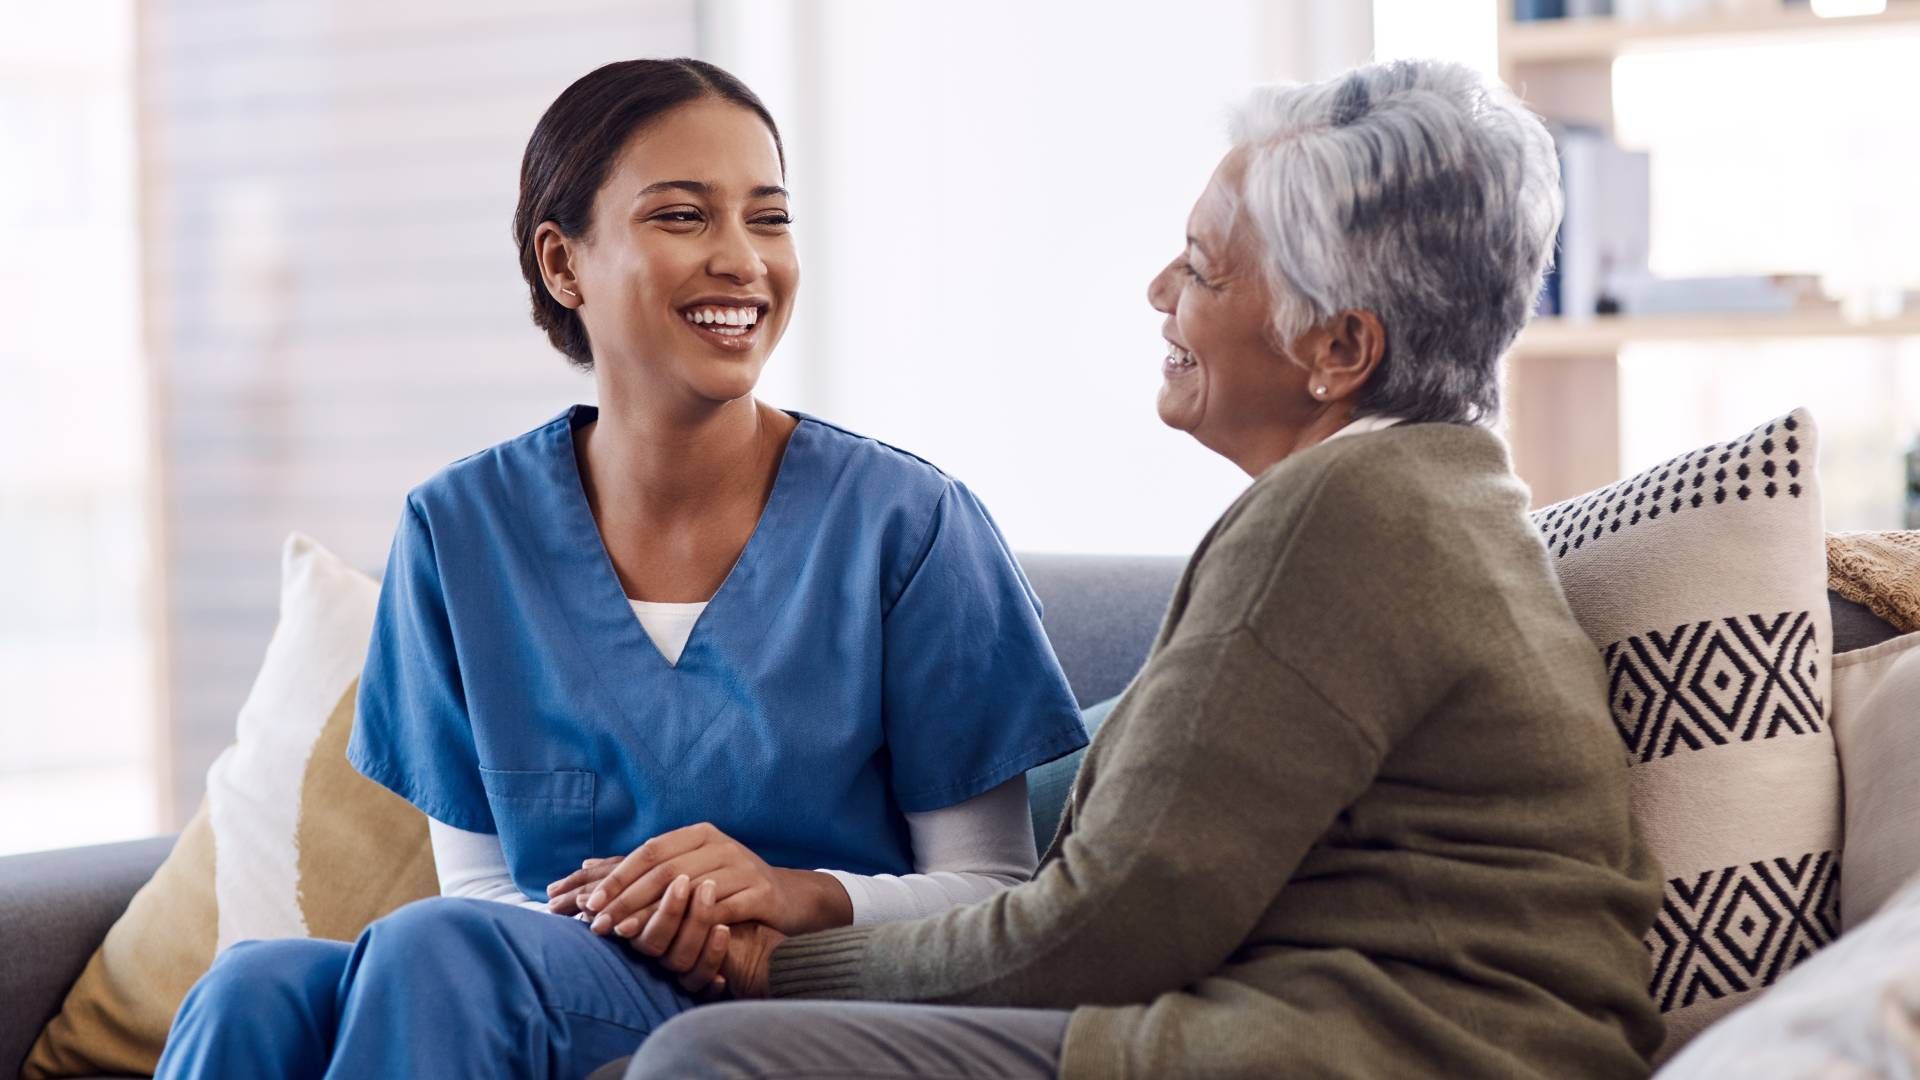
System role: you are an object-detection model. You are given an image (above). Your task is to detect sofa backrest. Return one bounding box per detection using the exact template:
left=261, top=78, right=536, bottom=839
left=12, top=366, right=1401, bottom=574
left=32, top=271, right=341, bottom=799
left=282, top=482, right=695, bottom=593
left=1020, top=554, right=1184, bottom=707
left=1020, top=550, right=1898, bottom=710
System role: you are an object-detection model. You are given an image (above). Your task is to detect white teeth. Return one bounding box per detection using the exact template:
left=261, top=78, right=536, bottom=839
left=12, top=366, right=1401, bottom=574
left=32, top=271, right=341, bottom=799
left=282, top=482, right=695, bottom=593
left=683, top=306, right=761, bottom=328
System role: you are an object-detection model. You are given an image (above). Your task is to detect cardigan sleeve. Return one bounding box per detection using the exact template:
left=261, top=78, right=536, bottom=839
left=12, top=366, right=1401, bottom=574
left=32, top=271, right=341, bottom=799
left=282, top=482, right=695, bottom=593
left=770, top=623, right=1383, bottom=1005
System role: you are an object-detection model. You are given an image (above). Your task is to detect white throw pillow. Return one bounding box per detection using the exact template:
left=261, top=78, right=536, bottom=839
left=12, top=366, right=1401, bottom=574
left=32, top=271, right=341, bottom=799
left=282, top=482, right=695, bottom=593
left=1531, top=409, right=1838, bottom=1062
left=1832, top=631, right=1920, bottom=930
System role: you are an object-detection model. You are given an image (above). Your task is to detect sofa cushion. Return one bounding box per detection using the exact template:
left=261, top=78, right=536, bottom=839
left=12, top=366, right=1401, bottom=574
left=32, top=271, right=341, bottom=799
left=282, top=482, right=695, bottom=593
left=1831, top=593, right=1903, bottom=654
left=23, top=535, right=439, bottom=1079
left=1530, top=408, right=1837, bottom=1062
left=1831, top=631, right=1920, bottom=930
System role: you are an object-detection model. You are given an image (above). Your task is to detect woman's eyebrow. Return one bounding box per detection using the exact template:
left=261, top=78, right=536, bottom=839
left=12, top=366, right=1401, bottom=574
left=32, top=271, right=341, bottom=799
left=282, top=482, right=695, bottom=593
left=638, top=180, right=707, bottom=198
left=636, top=180, right=788, bottom=199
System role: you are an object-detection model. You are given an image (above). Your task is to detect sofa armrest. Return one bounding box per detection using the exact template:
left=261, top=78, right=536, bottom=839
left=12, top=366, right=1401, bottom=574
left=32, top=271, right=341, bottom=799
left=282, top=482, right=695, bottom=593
left=0, top=835, right=176, bottom=1079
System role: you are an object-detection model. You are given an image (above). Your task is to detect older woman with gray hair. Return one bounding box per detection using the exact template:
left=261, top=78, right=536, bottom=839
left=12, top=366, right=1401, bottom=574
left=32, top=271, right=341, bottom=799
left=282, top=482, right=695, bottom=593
left=608, top=58, right=1665, bottom=1079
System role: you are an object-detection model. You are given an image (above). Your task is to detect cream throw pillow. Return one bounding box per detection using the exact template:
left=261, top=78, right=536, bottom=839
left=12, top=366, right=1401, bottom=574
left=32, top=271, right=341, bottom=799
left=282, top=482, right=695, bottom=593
left=24, top=534, right=439, bottom=1078
left=1831, top=631, right=1920, bottom=931
left=1531, top=409, right=1838, bottom=1062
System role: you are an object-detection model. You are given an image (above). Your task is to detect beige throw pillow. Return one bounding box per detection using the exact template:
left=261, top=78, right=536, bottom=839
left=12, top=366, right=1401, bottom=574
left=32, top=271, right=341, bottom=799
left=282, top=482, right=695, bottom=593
left=1531, top=409, right=1838, bottom=1062
left=24, top=534, right=439, bottom=1078
left=1831, top=631, right=1920, bottom=931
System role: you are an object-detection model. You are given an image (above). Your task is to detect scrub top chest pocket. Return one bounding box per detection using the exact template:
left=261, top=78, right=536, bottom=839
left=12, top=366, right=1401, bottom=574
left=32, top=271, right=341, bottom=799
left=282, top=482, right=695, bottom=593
left=479, top=767, right=596, bottom=897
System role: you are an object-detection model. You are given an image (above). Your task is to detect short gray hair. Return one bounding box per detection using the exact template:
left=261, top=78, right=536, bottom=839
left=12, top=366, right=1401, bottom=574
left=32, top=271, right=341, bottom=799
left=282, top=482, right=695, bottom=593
left=1228, top=60, right=1561, bottom=425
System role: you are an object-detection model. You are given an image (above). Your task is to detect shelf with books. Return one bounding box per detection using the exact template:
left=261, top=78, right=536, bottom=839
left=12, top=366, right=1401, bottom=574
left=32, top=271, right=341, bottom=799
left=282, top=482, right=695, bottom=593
left=1510, top=313, right=1920, bottom=360
left=1493, top=0, right=1920, bottom=506
left=1502, top=1, right=1920, bottom=67
left=1497, top=1, right=1920, bottom=131
left=1502, top=1, right=1920, bottom=66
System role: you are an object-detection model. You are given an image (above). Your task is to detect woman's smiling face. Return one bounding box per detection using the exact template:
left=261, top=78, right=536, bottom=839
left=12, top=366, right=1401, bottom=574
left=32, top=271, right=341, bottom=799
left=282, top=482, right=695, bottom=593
left=566, top=97, right=798, bottom=407
left=1147, top=149, right=1318, bottom=469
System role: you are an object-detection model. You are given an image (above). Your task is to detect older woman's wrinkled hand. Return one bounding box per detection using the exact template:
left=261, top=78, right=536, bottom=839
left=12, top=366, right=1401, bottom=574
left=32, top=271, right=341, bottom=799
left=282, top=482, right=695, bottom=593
left=624, top=877, right=788, bottom=998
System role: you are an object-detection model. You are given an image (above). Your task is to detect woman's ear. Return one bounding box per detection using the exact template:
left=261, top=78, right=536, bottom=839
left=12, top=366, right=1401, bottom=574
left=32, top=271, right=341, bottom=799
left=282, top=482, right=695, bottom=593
left=534, top=221, right=582, bottom=307
left=1309, top=309, right=1386, bottom=401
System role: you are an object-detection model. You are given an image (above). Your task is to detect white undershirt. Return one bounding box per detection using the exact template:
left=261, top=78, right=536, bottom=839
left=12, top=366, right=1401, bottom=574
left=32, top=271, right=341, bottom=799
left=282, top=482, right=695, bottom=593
left=627, top=599, right=706, bottom=668
left=1322, top=413, right=1405, bottom=443
left=425, top=597, right=1041, bottom=924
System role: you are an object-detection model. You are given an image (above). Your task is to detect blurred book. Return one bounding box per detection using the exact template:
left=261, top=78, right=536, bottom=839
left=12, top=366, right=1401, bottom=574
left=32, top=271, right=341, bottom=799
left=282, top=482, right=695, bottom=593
left=1607, top=273, right=1827, bottom=314
left=1542, top=128, right=1817, bottom=319
left=1907, top=437, right=1920, bottom=529
left=1551, top=126, right=1650, bottom=320
left=1613, top=0, right=1783, bottom=18
left=1520, top=0, right=1785, bottom=20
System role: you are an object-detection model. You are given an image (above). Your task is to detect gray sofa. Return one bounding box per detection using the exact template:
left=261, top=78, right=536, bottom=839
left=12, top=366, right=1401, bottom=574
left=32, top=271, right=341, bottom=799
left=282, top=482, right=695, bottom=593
left=0, top=553, right=1901, bottom=1079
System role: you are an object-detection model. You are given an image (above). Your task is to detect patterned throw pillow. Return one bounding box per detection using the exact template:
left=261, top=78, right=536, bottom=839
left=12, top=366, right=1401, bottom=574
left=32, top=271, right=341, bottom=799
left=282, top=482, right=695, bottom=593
left=1656, top=867, right=1920, bottom=1078
left=23, top=535, right=439, bottom=1078
left=1530, top=409, right=1837, bottom=1062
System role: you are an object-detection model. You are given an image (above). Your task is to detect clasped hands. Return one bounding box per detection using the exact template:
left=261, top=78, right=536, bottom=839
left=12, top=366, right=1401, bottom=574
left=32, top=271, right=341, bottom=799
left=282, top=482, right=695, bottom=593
left=545, top=822, right=844, bottom=998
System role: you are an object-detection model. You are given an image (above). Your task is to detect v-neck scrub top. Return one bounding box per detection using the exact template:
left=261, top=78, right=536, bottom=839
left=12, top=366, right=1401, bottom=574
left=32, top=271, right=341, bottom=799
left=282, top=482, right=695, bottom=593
left=348, top=406, right=1087, bottom=901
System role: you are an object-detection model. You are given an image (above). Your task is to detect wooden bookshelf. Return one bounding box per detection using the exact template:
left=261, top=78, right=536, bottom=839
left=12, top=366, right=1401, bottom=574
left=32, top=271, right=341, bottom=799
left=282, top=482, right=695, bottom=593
left=1495, top=1, right=1920, bottom=505
left=1502, top=0, right=1920, bottom=66
left=1512, top=312, right=1920, bottom=360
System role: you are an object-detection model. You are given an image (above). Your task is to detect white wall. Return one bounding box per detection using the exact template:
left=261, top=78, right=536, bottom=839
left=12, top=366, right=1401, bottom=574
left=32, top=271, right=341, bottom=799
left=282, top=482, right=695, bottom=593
left=705, top=0, right=1372, bottom=556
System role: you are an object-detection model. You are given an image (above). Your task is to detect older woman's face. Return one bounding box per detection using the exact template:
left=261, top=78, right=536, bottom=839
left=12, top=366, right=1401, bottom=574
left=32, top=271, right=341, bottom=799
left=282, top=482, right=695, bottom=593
left=1148, top=150, right=1316, bottom=470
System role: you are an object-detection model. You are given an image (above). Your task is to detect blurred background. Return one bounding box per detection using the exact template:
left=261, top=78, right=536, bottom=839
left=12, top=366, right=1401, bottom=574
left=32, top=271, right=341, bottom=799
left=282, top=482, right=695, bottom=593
left=3, top=0, right=1917, bottom=855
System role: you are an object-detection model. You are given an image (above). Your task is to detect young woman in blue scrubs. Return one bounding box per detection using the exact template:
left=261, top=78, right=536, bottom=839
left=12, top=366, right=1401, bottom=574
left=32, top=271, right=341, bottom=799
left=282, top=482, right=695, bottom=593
left=155, top=59, right=1086, bottom=1080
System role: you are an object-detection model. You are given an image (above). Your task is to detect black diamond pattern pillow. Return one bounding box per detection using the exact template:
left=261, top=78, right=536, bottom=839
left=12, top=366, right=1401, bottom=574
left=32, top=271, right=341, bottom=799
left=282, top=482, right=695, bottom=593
left=1530, top=408, right=1837, bottom=1062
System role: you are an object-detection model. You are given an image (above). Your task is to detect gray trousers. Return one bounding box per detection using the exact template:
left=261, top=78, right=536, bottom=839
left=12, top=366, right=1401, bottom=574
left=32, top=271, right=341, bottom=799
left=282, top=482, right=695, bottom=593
left=586, top=1000, right=1070, bottom=1079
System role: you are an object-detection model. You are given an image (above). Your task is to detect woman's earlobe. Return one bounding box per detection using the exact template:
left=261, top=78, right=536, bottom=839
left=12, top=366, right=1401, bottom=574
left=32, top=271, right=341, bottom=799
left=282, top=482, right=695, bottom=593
left=535, top=222, right=582, bottom=306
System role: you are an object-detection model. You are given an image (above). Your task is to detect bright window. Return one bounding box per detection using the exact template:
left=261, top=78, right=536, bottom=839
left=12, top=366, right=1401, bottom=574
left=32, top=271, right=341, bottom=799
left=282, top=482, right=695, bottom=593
left=0, top=1, right=159, bottom=855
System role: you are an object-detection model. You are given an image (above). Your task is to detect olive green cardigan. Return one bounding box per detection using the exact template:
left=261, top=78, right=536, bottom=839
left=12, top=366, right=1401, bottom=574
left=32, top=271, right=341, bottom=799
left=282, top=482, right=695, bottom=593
left=772, top=422, right=1665, bottom=1078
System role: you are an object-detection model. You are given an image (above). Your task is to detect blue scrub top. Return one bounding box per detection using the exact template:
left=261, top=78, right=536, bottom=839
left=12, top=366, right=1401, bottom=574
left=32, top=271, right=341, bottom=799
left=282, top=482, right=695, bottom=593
left=348, top=406, right=1087, bottom=899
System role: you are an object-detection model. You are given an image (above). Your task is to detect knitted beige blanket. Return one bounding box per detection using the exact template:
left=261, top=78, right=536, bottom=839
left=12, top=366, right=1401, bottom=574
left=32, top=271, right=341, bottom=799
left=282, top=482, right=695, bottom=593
left=1828, top=531, right=1920, bottom=632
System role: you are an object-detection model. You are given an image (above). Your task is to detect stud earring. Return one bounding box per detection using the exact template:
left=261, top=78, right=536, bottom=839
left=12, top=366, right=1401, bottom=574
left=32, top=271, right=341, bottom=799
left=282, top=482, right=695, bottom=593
left=561, top=286, right=579, bottom=298
left=1314, top=385, right=1328, bottom=397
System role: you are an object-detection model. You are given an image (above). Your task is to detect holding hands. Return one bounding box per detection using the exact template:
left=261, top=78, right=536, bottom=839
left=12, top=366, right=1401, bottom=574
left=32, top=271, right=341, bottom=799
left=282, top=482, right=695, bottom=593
left=544, top=821, right=839, bottom=995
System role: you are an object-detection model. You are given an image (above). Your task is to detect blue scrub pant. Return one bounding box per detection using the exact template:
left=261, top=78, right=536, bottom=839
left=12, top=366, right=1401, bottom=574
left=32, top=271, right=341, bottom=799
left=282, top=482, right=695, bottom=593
left=154, top=897, right=691, bottom=1080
